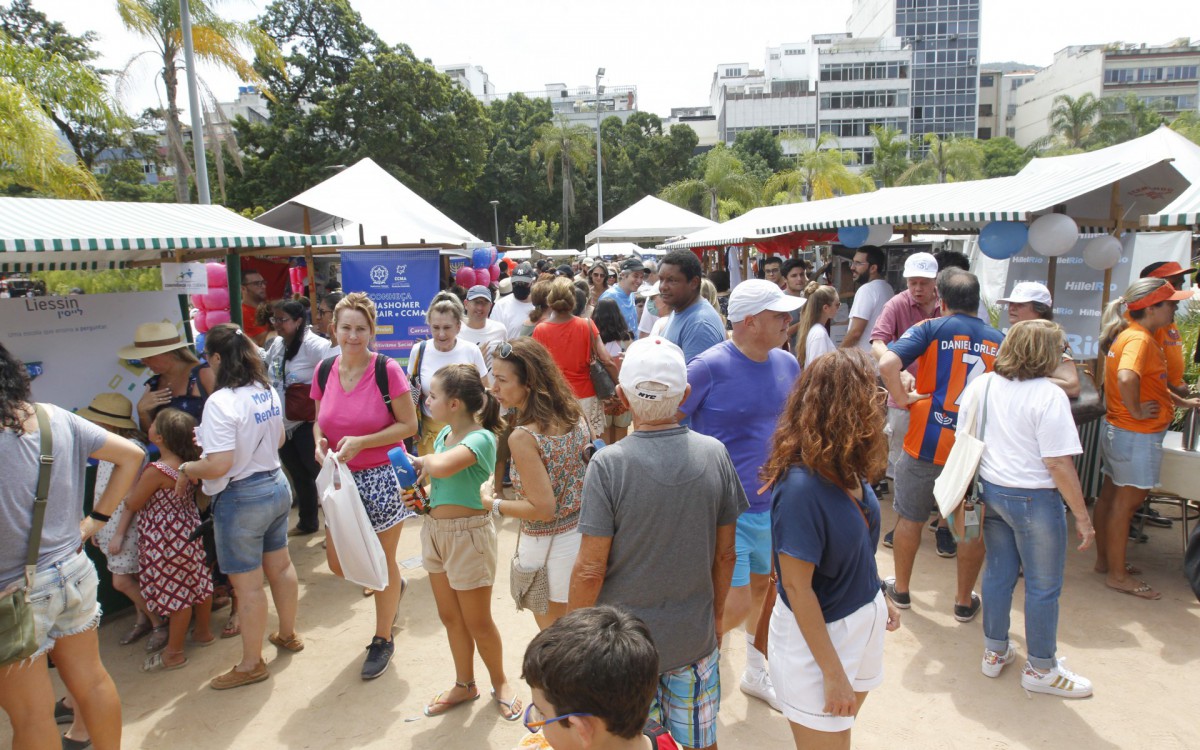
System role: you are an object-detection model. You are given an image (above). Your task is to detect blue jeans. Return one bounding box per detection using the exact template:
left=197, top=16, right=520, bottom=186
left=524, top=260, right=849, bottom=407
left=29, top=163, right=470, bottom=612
left=213, top=469, right=291, bottom=575
left=978, top=479, right=1066, bottom=669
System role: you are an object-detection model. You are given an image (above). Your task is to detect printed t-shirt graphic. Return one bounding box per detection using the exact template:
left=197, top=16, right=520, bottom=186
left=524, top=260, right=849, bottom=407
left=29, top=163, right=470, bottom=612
left=887, top=313, right=1002, bottom=465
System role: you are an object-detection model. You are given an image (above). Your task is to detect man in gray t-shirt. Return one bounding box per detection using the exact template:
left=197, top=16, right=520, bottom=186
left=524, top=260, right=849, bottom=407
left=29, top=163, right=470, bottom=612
left=571, top=336, right=745, bottom=750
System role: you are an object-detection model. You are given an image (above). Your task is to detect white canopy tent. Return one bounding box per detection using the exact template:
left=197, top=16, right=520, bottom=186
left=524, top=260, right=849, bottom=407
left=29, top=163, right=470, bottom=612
left=584, top=241, right=643, bottom=258
left=0, top=197, right=339, bottom=272
left=255, top=158, right=483, bottom=255
left=585, top=195, right=716, bottom=244
left=664, top=127, right=1200, bottom=250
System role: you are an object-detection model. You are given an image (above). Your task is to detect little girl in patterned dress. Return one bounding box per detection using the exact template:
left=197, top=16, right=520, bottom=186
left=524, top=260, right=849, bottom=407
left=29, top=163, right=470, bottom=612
left=128, top=408, right=215, bottom=672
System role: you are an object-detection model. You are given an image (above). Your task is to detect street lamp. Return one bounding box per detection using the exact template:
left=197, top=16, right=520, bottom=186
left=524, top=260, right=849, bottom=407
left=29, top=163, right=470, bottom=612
left=489, top=200, right=500, bottom=246
left=596, top=67, right=605, bottom=229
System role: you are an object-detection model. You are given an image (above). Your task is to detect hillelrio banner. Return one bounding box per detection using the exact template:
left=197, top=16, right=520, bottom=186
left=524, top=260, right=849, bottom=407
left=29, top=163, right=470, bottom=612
left=0, top=291, right=184, bottom=415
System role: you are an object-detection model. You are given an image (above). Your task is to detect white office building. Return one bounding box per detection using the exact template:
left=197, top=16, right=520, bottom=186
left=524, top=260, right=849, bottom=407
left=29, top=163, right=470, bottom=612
left=437, top=63, right=497, bottom=105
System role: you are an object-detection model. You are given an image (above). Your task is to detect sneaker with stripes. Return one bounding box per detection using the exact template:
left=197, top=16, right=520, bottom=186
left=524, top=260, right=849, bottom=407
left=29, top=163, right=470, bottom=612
left=1020, top=659, right=1093, bottom=698
left=981, top=644, right=1015, bottom=678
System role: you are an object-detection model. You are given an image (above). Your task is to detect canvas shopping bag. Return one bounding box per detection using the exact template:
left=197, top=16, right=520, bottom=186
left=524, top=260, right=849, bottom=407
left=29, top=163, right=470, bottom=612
left=316, top=454, right=389, bottom=591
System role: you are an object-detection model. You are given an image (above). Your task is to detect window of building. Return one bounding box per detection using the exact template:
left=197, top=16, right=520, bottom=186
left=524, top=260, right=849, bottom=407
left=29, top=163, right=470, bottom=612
left=785, top=48, right=806, bottom=56
left=723, top=67, right=743, bottom=78
left=979, top=103, right=993, bottom=116
left=819, top=61, right=909, bottom=82
left=979, top=74, right=995, bottom=87
left=978, top=127, right=992, bottom=139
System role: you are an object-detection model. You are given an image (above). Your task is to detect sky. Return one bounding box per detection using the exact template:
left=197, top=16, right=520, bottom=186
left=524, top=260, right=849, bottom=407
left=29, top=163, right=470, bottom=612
left=28, top=0, right=1200, bottom=119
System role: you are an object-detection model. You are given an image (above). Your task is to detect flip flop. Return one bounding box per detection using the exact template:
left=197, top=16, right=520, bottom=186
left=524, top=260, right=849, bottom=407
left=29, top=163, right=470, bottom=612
left=119, top=620, right=153, bottom=645
left=491, top=688, right=524, bottom=722
left=191, top=634, right=217, bottom=648
left=221, top=616, right=241, bottom=639
left=142, top=651, right=188, bottom=673
left=424, top=682, right=480, bottom=717
left=269, top=632, right=305, bottom=653
left=144, top=626, right=169, bottom=654
left=1106, top=580, right=1162, bottom=600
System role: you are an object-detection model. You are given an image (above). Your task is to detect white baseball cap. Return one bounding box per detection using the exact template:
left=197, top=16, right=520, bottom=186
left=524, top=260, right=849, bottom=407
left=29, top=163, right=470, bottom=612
left=636, top=281, right=661, bottom=300
left=727, top=279, right=806, bottom=323
left=618, top=336, right=688, bottom=401
left=903, top=252, right=939, bottom=279
left=998, top=281, right=1052, bottom=307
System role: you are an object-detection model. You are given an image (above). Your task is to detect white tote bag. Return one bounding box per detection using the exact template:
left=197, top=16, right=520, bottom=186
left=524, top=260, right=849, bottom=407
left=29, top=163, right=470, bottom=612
left=316, top=454, right=389, bottom=591
left=932, top=374, right=993, bottom=520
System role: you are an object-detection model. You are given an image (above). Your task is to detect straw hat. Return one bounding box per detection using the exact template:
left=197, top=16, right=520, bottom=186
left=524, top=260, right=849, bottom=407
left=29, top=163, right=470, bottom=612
left=117, top=322, right=191, bottom=360
left=77, top=393, right=137, bottom=431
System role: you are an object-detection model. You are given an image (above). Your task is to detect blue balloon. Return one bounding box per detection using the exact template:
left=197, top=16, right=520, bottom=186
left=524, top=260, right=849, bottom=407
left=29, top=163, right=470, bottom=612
left=978, top=221, right=1028, bottom=260
left=193, top=332, right=206, bottom=355
left=838, top=225, right=870, bottom=249
left=472, top=247, right=490, bottom=269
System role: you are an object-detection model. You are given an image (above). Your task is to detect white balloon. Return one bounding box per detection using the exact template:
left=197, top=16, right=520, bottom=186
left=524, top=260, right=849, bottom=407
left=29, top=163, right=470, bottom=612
left=865, top=224, right=894, bottom=247
left=1082, top=235, right=1122, bottom=270
left=1028, top=213, right=1078, bottom=257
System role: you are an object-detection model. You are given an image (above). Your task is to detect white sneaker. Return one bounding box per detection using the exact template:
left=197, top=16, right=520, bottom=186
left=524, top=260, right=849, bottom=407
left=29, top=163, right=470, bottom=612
left=739, top=667, right=782, bottom=712
left=981, top=644, right=1015, bottom=678
left=1020, top=659, right=1093, bottom=698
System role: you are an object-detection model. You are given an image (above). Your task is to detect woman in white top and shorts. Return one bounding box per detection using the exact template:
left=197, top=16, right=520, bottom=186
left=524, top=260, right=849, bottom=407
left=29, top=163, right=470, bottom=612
left=408, top=292, right=487, bottom=457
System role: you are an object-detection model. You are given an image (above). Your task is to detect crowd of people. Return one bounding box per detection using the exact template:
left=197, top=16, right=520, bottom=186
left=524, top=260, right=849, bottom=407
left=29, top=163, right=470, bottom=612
left=2, top=245, right=1197, bottom=750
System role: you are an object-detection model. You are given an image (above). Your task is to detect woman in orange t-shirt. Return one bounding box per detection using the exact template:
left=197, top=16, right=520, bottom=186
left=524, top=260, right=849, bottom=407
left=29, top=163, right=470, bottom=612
left=1095, top=278, right=1199, bottom=600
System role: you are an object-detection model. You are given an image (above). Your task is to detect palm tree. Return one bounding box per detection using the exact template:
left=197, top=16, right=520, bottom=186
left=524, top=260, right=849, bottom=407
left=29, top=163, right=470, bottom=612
left=529, top=117, right=594, bottom=247
left=865, top=125, right=911, bottom=188
left=0, top=35, right=105, bottom=198
left=117, top=0, right=281, bottom=203
left=1093, top=93, right=1170, bottom=147
left=1048, top=93, right=1103, bottom=150
left=898, top=133, right=984, bottom=185
left=659, top=146, right=759, bottom=221
left=765, top=131, right=873, bottom=203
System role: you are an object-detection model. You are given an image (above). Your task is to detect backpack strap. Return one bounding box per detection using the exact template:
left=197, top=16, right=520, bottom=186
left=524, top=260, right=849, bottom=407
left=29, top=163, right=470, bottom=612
left=26, top=404, right=53, bottom=596
left=316, top=355, right=337, bottom=396
left=374, top=353, right=392, bottom=410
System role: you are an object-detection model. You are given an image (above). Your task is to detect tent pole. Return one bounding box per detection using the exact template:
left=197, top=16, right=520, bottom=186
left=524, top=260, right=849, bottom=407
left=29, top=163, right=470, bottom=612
left=1094, top=183, right=1123, bottom=386
left=174, top=249, right=194, bottom=345
left=228, top=253, right=242, bottom=326
left=302, top=207, right=319, bottom=311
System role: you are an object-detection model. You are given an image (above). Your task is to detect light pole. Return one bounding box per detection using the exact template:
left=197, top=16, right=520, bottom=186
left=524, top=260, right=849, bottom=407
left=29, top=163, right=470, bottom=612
left=179, top=0, right=210, bottom=204
left=595, top=67, right=605, bottom=229
left=489, top=200, right=500, bottom=246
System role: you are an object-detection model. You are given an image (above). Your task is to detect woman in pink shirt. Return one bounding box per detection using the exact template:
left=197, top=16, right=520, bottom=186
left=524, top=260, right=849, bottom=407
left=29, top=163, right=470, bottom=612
left=311, top=293, right=420, bottom=680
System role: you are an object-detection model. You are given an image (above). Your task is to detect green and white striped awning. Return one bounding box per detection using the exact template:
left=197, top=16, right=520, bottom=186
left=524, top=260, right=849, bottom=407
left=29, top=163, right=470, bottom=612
left=0, top=197, right=341, bottom=271
left=1140, top=182, right=1200, bottom=228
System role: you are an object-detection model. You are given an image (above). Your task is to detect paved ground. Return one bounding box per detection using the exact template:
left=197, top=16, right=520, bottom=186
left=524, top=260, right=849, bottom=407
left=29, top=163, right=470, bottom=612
left=4, top=499, right=1199, bottom=750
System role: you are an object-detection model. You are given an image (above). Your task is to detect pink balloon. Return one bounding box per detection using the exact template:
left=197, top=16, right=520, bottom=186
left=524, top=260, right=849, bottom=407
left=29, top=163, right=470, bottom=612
left=193, top=310, right=209, bottom=333
left=205, top=309, right=231, bottom=328
left=191, top=293, right=208, bottom=311
left=488, top=263, right=500, bottom=283
left=474, top=268, right=490, bottom=287
left=202, top=287, right=229, bottom=311
left=455, top=266, right=476, bottom=288
left=206, top=262, right=228, bottom=288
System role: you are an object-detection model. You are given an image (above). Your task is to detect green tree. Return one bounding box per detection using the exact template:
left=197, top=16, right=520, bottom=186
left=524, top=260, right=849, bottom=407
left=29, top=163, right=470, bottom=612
left=978, top=136, right=1033, bottom=178
left=117, top=0, right=283, bottom=203
left=510, top=216, right=560, bottom=249
left=530, top=117, right=595, bottom=247
left=33, top=268, right=162, bottom=294
left=732, top=128, right=784, bottom=183
left=1048, top=92, right=1103, bottom=150
left=898, top=134, right=984, bottom=185
left=1092, top=93, right=1170, bottom=147
left=0, top=34, right=104, bottom=197
left=766, top=132, right=873, bottom=203
left=660, top=146, right=759, bottom=221
left=0, top=0, right=128, bottom=169
left=864, top=125, right=911, bottom=187
left=1171, top=110, right=1200, bottom=145
left=600, top=112, right=698, bottom=217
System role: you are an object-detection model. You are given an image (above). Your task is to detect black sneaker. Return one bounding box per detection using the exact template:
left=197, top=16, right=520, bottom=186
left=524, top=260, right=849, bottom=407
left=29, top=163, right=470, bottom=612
left=883, top=577, right=911, bottom=609
left=954, top=593, right=982, bottom=623
left=882, top=529, right=895, bottom=548
left=1134, top=507, right=1172, bottom=528
left=361, top=636, right=394, bottom=680
left=935, top=526, right=958, bottom=558
left=1128, top=525, right=1149, bottom=543
left=873, top=480, right=889, bottom=497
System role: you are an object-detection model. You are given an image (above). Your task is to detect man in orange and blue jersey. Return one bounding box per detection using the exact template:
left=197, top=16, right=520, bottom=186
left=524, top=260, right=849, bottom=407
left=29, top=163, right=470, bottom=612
left=879, top=268, right=1004, bottom=622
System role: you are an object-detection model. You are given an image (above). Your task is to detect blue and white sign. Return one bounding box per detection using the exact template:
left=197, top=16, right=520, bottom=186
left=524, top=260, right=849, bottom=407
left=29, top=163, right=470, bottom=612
left=160, top=262, right=208, bottom=294
left=341, top=249, right=439, bottom=363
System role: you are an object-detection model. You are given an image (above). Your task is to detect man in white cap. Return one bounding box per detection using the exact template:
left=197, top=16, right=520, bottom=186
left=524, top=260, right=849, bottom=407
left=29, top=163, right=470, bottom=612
left=571, top=336, right=746, bottom=750
left=458, top=285, right=508, bottom=373
left=491, top=262, right=535, bottom=337
left=677, top=279, right=802, bottom=712
left=636, top=281, right=668, bottom=338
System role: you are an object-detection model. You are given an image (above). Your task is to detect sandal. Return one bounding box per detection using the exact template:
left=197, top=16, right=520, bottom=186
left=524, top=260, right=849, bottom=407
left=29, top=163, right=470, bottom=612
left=424, top=680, right=480, bottom=717
left=144, top=625, right=169, bottom=654
left=363, top=587, right=375, bottom=597
left=1106, top=580, right=1162, bottom=600
left=269, top=632, right=305, bottom=653
left=221, top=615, right=241, bottom=639
left=120, top=620, right=153, bottom=645
left=491, top=688, right=524, bottom=722
left=142, top=651, right=188, bottom=673
left=191, top=633, right=217, bottom=647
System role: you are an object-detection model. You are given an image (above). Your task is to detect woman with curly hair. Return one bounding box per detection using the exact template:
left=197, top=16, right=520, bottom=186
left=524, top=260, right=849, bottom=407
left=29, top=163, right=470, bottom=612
left=761, top=348, right=901, bottom=749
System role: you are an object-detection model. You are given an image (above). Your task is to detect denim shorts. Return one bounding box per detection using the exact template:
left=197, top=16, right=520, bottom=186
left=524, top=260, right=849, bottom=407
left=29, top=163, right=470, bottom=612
left=213, top=469, right=291, bottom=575
left=1100, top=421, right=1166, bottom=490
left=732, top=510, right=772, bottom=587
left=25, top=551, right=101, bottom=659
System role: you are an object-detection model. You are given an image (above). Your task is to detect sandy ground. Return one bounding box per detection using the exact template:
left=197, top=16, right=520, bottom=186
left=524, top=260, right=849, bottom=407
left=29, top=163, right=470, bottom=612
left=4, top=497, right=1200, bottom=750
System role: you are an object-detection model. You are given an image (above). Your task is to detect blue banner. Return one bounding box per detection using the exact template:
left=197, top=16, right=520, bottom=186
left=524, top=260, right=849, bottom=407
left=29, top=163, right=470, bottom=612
left=340, top=249, right=439, bottom=363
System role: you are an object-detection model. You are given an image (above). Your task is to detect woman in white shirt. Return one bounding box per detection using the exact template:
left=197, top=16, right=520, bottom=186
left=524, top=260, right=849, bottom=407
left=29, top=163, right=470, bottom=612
left=174, top=324, right=302, bottom=691
left=794, top=285, right=839, bottom=368
left=407, top=292, right=488, bottom=457
left=958, top=320, right=1095, bottom=699
left=266, top=301, right=331, bottom=536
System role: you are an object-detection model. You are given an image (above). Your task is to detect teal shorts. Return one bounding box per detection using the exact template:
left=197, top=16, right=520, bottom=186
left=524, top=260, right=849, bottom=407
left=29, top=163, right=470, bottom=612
left=732, top=509, right=772, bottom=588
left=650, top=647, right=721, bottom=748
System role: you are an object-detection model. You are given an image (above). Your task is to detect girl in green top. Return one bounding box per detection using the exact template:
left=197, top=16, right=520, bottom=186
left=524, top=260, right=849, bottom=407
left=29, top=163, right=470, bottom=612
left=406, top=365, right=522, bottom=721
